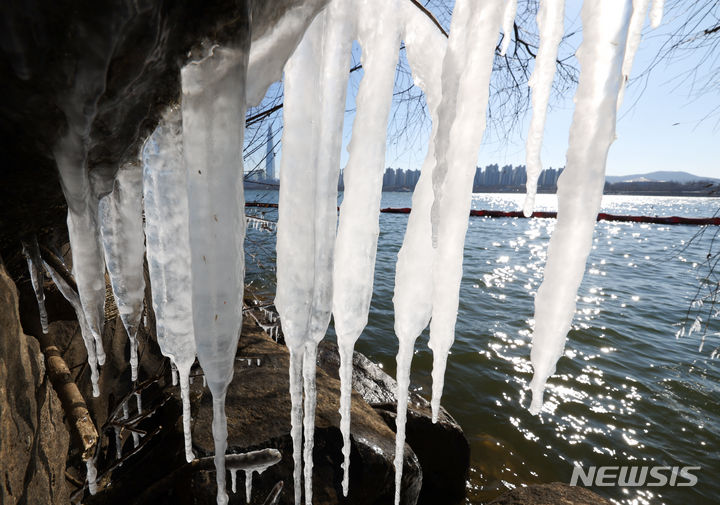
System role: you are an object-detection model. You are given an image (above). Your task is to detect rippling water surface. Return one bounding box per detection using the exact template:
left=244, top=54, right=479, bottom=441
left=245, top=190, right=720, bottom=505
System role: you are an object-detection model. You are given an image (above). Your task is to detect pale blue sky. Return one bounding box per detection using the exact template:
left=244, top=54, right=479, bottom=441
left=373, top=0, right=719, bottom=178
left=253, top=1, right=719, bottom=180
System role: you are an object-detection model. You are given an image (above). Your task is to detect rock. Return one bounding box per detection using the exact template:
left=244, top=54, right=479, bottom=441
left=0, top=0, right=329, bottom=252
left=317, top=341, right=470, bottom=505
left=88, top=319, right=422, bottom=505
left=0, top=261, right=69, bottom=505
left=186, top=323, right=422, bottom=505
left=487, top=482, right=613, bottom=505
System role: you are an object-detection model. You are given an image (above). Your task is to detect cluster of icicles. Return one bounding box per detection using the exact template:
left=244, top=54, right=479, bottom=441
left=31, top=0, right=665, bottom=503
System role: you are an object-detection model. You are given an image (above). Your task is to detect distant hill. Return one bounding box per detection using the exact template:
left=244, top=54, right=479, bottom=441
left=606, top=171, right=720, bottom=184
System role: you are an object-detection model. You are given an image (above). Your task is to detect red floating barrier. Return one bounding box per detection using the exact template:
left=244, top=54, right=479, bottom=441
left=244, top=203, right=719, bottom=226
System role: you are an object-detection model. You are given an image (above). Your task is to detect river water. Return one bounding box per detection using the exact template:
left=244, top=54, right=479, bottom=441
left=245, top=190, right=720, bottom=505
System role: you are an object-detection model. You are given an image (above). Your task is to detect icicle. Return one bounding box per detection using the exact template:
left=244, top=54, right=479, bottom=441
left=529, top=1, right=633, bottom=415
left=42, top=260, right=100, bottom=397
left=143, top=105, right=199, bottom=463
left=203, top=375, right=207, bottom=388
left=429, top=0, right=473, bottom=244
left=172, top=362, right=179, bottom=386
left=21, top=237, right=49, bottom=333
left=523, top=0, right=565, bottom=217
left=245, top=470, right=254, bottom=503
left=391, top=3, right=447, bottom=502
left=275, top=2, right=353, bottom=502
left=332, top=0, right=401, bottom=496
left=428, top=0, right=506, bottom=423
left=500, top=0, right=518, bottom=55
left=245, top=0, right=330, bottom=107
left=231, top=468, right=238, bottom=494
left=114, top=426, right=122, bottom=459
left=649, top=0, right=664, bottom=28
left=256, top=358, right=261, bottom=366
left=617, top=0, right=651, bottom=109
left=181, top=34, right=249, bottom=504
left=222, top=449, right=280, bottom=503
left=86, top=457, right=98, bottom=495
left=99, top=161, right=145, bottom=382
left=132, top=393, right=142, bottom=447
left=51, top=8, right=125, bottom=374
left=54, top=135, right=107, bottom=368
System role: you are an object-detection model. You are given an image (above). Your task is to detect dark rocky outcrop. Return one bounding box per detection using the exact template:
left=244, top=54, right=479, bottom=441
left=180, top=324, right=422, bottom=505
left=0, top=0, right=328, bottom=253
left=487, top=482, right=613, bottom=505
left=84, top=320, right=422, bottom=505
left=0, top=262, right=69, bottom=504
left=317, top=341, right=470, bottom=505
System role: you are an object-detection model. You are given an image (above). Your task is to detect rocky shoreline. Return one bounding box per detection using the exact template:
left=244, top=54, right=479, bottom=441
left=2, top=256, right=613, bottom=504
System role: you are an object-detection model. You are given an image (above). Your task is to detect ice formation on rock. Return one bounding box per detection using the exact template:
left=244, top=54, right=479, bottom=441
left=529, top=0, right=634, bottom=415
left=43, top=0, right=669, bottom=500
left=21, top=237, right=49, bottom=334
left=181, top=37, right=249, bottom=503
left=428, top=0, right=506, bottom=424
left=42, top=259, right=101, bottom=397
left=142, top=105, right=197, bottom=463
left=230, top=468, right=238, bottom=494
left=332, top=0, right=401, bottom=495
left=275, top=1, right=353, bottom=501
left=225, top=449, right=282, bottom=502
left=523, top=0, right=565, bottom=217
left=99, top=161, right=145, bottom=382
left=390, top=3, right=447, bottom=503
left=86, top=457, right=98, bottom=495
left=54, top=135, right=107, bottom=368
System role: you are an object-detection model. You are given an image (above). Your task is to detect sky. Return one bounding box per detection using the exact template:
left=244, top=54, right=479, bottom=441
left=249, top=0, right=719, bottom=180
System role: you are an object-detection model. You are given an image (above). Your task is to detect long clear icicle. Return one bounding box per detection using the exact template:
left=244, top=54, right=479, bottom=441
left=617, top=0, right=651, bottom=109
left=523, top=0, right=566, bottom=217
left=86, top=457, right=98, bottom=495
left=181, top=40, right=249, bottom=503
left=649, top=0, right=664, bottom=28
left=500, top=0, right=518, bottom=56
left=99, top=161, right=146, bottom=382
left=428, top=0, right=506, bottom=422
left=42, top=260, right=100, bottom=397
left=391, top=4, right=447, bottom=503
left=528, top=0, right=634, bottom=415
left=428, top=0, right=471, bottom=245
left=21, top=237, right=49, bottom=334
left=54, top=136, right=107, bottom=368
left=142, top=105, right=197, bottom=463
left=332, top=0, right=401, bottom=496
left=275, top=3, right=348, bottom=501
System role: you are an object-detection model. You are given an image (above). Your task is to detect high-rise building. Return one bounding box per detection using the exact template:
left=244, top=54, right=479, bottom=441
left=500, top=165, right=513, bottom=186
left=474, top=166, right=483, bottom=189
left=395, top=168, right=405, bottom=187
left=485, top=164, right=500, bottom=186
left=265, top=125, right=275, bottom=181
left=512, top=165, right=527, bottom=186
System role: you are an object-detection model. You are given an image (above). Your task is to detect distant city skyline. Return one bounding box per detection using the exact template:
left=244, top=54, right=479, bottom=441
left=249, top=1, right=718, bottom=181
